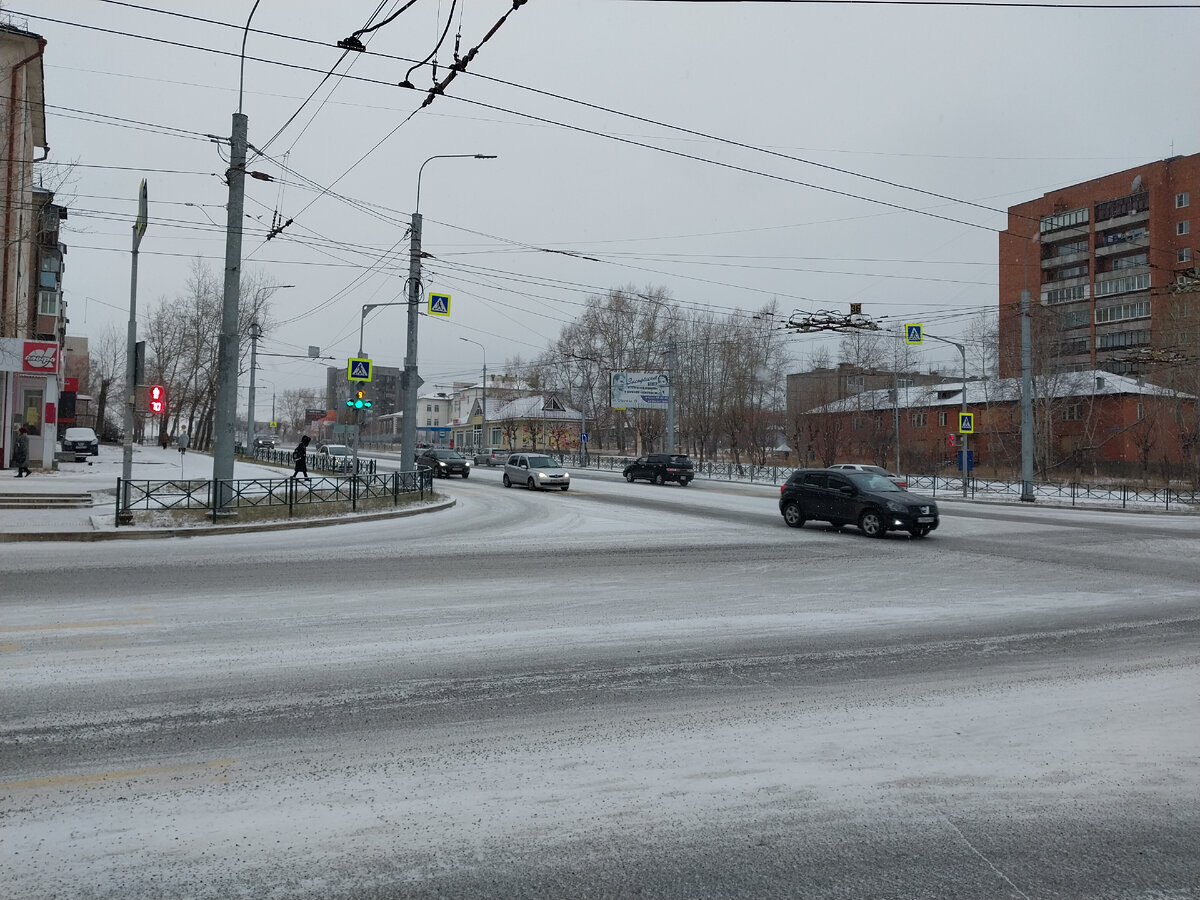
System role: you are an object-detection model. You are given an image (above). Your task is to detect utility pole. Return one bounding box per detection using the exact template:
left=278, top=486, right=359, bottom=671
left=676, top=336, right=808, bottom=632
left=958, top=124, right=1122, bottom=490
left=402, top=154, right=497, bottom=472
left=246, top=320, right=260, bottom=452
left=666, top=340, right=676, bottom=453
left=119, top=179, right=148, bottom=526
left=1020, top=289, right=1035, bottom=501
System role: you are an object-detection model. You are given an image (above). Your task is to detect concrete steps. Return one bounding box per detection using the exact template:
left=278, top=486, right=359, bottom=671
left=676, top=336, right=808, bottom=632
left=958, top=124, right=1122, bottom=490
left=0, top=492, right=94, bottom=510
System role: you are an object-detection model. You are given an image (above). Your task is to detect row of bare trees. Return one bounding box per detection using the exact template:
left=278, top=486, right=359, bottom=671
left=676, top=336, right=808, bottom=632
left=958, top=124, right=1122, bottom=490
left=507, top=286, right=793, bottom=465
left=84, top=262, right=286, bottom=449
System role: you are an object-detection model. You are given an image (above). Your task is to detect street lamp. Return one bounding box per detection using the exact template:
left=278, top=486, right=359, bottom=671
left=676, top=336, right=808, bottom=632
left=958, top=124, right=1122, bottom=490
left=245, top=284, right=293, bottom=453
left=460, top=337, right=487, bottom=452
left=926, top=332, right=970, bottom=499
left=402, top=153, right=497, bottom=470
left=213, top=0, right=264, bottom=513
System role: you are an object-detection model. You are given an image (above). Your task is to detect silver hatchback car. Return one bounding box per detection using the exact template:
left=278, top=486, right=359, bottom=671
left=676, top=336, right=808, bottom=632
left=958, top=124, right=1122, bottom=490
left=503, top=453, right=570, bottom=491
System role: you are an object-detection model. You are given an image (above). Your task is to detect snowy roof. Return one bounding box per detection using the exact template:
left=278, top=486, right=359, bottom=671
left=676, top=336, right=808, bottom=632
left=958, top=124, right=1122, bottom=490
left=489, top=394, right=581, bottom=422
left=808, top=370, right=1194, bottom=414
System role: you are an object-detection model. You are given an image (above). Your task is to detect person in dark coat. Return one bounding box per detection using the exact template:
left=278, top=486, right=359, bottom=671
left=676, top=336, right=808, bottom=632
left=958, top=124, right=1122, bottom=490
left=13, top=426, right=31, bottom=477
left=291, top=435, right=311, bottom=481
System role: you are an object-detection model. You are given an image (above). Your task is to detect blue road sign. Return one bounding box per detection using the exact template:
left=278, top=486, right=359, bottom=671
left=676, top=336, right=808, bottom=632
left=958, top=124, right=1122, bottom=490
left=905, top=323, right=923, bottom=344
left=347, top=357, right=372, bottom=382
left=959, top=412, right=974, bottom=433
left=581, top=432, right=589, bottom=443
left=957, top=449, right=975, bottom=471
left=428, top=293, right=451, bottom=317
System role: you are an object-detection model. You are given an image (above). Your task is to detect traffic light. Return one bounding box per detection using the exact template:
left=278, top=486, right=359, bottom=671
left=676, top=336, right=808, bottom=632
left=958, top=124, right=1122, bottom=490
left=346, top=390, right=372, bottom=410
left=149, top=384, right=165, bottom=415
left=946, top=432, right=956, bottom=447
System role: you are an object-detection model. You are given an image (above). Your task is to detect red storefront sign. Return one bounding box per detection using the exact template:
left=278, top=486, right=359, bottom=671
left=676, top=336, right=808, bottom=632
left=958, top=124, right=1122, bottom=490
left=22, top=342, right=59, bottom=373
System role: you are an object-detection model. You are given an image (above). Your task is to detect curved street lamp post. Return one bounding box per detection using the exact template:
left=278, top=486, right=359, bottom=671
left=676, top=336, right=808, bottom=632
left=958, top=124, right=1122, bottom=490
left=401, top=154, right=496, bottom=470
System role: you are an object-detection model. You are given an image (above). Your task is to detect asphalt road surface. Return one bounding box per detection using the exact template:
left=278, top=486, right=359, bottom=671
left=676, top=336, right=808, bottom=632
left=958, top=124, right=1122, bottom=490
left=3, top=471, right=1197, bottom=899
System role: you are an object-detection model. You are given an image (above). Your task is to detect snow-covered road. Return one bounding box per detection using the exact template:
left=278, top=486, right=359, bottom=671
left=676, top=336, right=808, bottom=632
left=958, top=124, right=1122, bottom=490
left=2, top=473, right=1197, bottom=898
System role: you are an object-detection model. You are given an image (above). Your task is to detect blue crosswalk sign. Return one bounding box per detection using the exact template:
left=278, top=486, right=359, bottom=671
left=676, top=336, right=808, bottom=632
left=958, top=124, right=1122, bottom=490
left=347, top=357, right=372, bottom=382
left=905, top=324, right=923, bottom=344
left=428, top=293, right=451, bottom=317
left=959, top=412, right=974, bottom=434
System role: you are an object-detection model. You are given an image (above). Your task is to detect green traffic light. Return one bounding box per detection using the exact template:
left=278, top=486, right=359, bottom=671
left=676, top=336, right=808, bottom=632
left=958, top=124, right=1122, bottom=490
left=345, top=399, right=353, bottom=408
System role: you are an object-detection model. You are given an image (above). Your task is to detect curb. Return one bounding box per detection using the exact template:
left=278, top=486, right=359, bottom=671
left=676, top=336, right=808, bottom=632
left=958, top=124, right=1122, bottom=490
left=0, top=497, right=456, bottom=543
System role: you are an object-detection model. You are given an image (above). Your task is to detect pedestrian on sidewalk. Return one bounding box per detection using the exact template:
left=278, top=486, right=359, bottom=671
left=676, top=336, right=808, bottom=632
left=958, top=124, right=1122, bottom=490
left=12, top=426, right=31, bottom=477
left=291, top=435, right=311, bottom=481
left=177, top=429, right=189, bottom=457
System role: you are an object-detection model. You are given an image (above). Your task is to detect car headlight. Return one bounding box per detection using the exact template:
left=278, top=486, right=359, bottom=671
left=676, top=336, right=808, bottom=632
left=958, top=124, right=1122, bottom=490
left=885, top=500, right=906, bottom=512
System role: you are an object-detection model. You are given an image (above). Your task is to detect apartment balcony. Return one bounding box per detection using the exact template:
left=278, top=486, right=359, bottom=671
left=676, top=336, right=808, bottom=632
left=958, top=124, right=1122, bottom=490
left=1041, top=248, right=1089, bottom=270
left=1095, top=234, right=1150, bottom=258
left=1094, top=191, right=1149, bottom=225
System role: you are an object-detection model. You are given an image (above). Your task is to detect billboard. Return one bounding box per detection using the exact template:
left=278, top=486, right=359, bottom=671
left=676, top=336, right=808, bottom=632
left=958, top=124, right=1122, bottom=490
left=611, top=371, right=670, bottom=410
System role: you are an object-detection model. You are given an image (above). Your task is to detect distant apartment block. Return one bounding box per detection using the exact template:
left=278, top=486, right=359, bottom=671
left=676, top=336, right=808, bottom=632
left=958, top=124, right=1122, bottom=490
left=998, top=154, right=1199, bottom=381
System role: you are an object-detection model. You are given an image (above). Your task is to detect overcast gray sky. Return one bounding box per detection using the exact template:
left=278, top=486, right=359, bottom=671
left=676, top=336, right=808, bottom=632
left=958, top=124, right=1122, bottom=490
left=21, top=0, right=1200, bottom=399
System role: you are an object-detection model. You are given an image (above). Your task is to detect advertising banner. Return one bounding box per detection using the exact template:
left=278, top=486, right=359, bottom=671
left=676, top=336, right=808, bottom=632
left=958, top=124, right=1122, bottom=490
left=611, top=371, right=670, bottom=410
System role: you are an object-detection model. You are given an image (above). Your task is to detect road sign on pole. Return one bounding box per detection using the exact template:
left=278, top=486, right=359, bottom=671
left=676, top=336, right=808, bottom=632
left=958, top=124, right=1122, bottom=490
left=905, top=324, right=923, bottom=344
left=428, top=293, right=451, bottom=317
left=959, top=412, right=975, bottom=433
left=347, top=357, right=372, bottom=382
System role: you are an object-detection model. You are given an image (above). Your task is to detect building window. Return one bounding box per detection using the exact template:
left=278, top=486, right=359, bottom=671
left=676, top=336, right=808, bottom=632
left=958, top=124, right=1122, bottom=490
left=1063, top=403, right=1083, bottom=422
left=38, top=291, right=59, bottom=316
left=1097, top=329, right=1151, bottom=350
left=1179, top=221, right=1191, bottom=236
left=1111, top=252, right=1148, bottom=271
left=434, top=419, right=439, bottom=427
left=426, top=404, right=432, bottom=412
left=1040, top=206, right=1088, bottom=233
left=897, top=378, right=914, bottom=389
left=1094, top=272, right=1151, bottom=298
left=1053, top=264, right=1088, bottom=280
left=1052, top=238, right=1088, bottom=257
left=1063, top=309, right=1089, bottom=328
left=1136, top=401, right=1144, bottom=420
left=1178, top=192, right=1190, bottom=209
left=1096, top=299, right=1151, bottom=324
left=910, top=412, right=927, bottom=428
left=1181, top=248, right=1193, bottom=263
left=1044, top=284, right=1089, bottom=305
left=1094, top=192, right=1149, bottom=222
left=938, top=411, right=948, bottom=427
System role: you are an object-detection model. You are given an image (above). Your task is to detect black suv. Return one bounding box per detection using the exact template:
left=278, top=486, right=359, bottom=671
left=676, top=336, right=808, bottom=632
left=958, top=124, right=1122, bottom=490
left=416, top=448, right=471, bottom=478
left=622, top=453, right=694, bottom=486
left=779, top=468, right=938, bottom=538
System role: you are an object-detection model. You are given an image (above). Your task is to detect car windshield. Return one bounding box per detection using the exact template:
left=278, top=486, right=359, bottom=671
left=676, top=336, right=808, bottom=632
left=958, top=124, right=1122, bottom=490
left=65, top=428, right=96, bottom=440
left=526, top=456, right=559, bottom=468
left=432, top=450, right=464, bottom=459
left=848, top=472, right=902, bottom=492
left=323, top=445, right=350, bottom=455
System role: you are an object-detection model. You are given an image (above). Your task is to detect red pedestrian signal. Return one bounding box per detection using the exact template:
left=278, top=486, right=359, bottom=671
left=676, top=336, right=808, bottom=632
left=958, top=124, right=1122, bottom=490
left=149, top=384, right=166, bottom=415
left=946, top=432, right=956, bottom=447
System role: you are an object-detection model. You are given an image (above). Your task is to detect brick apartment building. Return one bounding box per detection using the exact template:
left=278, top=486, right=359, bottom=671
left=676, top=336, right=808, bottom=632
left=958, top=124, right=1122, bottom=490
left=997, top=154, right=1199, bottom=387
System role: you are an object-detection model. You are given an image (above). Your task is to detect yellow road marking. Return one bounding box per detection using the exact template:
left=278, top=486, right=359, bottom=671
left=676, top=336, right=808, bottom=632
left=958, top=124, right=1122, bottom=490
left=4, top=758, right=235, bottom=790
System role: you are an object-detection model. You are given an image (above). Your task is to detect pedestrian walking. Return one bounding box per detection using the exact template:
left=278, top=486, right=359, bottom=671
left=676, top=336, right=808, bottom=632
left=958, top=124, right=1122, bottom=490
left=177, top=429, right=189, bottom=457
left=292, top=435, right=311, bottom=481
left=12, top=426, right=31, bottom=477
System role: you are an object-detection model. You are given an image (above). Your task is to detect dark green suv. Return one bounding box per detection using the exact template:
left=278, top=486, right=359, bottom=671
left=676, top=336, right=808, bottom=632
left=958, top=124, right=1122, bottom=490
left=779, top=468, right=938, bottom=538
left=622, top=453, right=694, bottom=486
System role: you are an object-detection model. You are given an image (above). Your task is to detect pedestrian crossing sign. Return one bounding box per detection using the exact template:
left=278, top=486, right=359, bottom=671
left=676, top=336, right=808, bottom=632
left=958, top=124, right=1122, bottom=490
left=905, top=324, right=923, bottom=344
left=428, top=293, right=451, bottom=317
left=347, top=357, right=373, bottom=382
left=959, top=412, right=974, bottom=434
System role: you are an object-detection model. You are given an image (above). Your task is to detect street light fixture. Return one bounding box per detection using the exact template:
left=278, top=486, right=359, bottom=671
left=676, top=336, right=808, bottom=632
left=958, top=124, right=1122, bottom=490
left=925, top=332, right=970, bottom=499
left=460, top=337, right=487, bottom=453
left=401, top=154, right=497, bottom=470
left=245, top=284, right=294, bottom=453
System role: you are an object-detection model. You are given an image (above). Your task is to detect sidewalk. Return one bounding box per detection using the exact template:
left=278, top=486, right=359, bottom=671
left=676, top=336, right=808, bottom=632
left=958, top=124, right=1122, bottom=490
left=0, top=444, right=450, bottom=542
